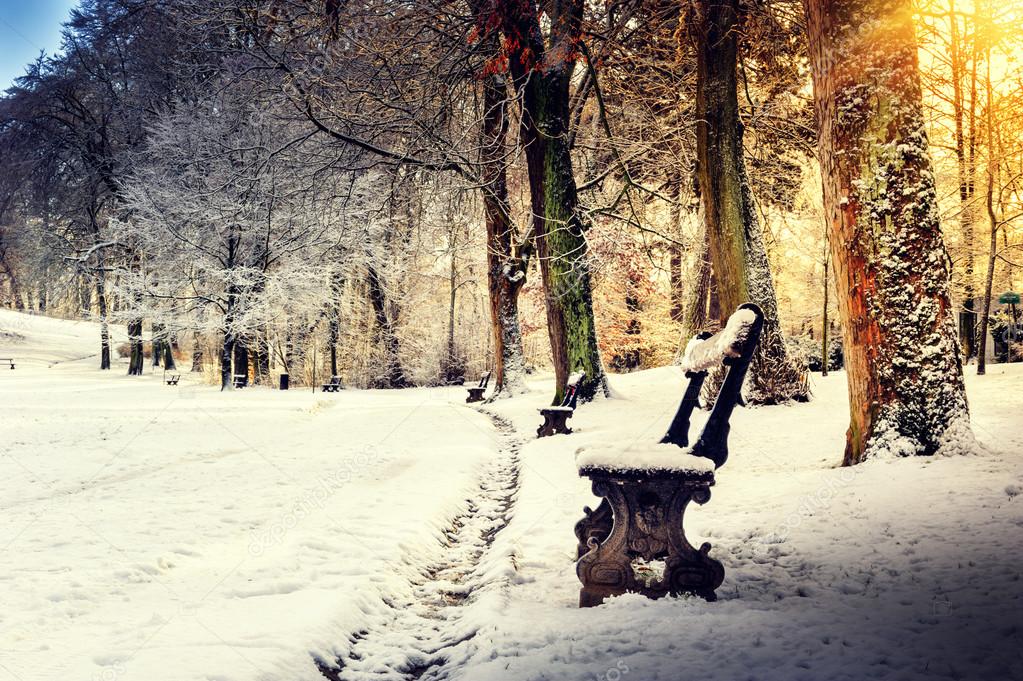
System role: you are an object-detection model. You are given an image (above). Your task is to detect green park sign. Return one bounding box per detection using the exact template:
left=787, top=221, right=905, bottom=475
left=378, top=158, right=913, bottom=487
left=999, top=292, right=1021, bottom=305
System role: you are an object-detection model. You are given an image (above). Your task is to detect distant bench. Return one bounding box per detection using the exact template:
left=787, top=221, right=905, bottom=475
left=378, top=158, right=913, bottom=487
left=0, top=358, right=14, bottom=370
left=232, top=374, right=247, bottom=389
left=465, top=371, right=491, bottom=403
left=321, top=376, right=343, bottom=392
left=165, top=374, right=180, bottom=386
left=574, top=304, right=764, bottom=606
left=536, top=371, right=585, bottom=438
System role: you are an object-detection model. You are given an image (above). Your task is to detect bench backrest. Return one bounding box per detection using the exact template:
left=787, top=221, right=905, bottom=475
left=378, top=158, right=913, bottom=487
left=478, top=371, right=491, bottom=389
left=560, top=371, right=586, bottom=409
left=660, top=303, right=764, bottom=468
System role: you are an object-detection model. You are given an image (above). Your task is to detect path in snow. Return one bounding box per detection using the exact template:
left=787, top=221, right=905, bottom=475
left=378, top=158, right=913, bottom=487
left=316, top=414, right=522, bottom=681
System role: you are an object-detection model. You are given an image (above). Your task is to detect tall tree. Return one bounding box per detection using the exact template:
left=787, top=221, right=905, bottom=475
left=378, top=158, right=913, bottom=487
left=483, top=0, right=610, bottom=402
left=804, top=0, right=975, bottom=463
left=691, top=0, right=807, bottom=404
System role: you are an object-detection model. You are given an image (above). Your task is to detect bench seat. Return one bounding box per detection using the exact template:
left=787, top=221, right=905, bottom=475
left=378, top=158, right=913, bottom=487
left=576, top=443, right=716, bottom=476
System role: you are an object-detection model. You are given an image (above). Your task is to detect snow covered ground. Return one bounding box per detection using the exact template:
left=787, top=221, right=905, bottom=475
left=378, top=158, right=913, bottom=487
left=1, top=309, right=1021, bottom=681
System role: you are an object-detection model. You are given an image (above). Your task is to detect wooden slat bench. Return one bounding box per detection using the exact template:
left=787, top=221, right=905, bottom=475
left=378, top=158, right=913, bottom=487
left=574, top=303, right=764, bottom=606
left=165, top=374, right=181, bottom=386
left=536, top=371, right=585, bottom=438
left=0, top=358, right=14, bottom=370
left=232, top=374, right=247, bottom=389
left=465, top=371, right=491, bottom=403
left=321, top=376, right=344, bottom=392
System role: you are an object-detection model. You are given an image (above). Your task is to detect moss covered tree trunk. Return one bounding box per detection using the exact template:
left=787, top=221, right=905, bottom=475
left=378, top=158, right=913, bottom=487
left=804, top=0, right=974, bottom=463
left=693, top=0, right=804, bottom=404
left=498, top=0, right=607, bottom=403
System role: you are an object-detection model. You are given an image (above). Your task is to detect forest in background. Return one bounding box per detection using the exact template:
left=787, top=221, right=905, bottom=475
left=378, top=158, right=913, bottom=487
left=1, top=0, right=1021, bottom=462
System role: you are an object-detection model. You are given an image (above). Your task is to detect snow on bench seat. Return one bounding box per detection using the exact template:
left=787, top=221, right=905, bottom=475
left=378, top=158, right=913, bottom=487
left=576, top=443, right=715, bottom=475
left=680, top=306, right=759, bottom=374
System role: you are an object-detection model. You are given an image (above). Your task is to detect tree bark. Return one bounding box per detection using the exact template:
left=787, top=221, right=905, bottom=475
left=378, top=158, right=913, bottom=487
left=497, top=0, right=608, bottom=404
left=804, top=0, right=974, bottom=463
left=481, top=72, right=528, bottom=397
left=233, top=337, right=249, bottom=385
left=96, top=277, right=111, bottom=370
left=191, top=330, right=203, bottom=373
left=693, top=0, right=804, bottom=404
left=367, top=265, right=411, bottom=388
left=127, top=318, right=144, bottom=376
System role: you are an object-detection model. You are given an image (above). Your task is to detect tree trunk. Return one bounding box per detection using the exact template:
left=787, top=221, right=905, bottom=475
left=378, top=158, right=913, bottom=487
left=96, top=277, right=111, bottom=370
left=152, top=322, right=164, bottom=368
left=221, top=331, right=235, bottom=391
left=668, top=171, right=685, bottom=321
left=977, top=49, right=999, bottom=375
left=693, top=0, right=805, bottom=404
left=367, top=265, right=410, bottom=388
left=499, top=0, right=607, bottom=404
left=328, top=314, right=339, bottom=377
left=127, top=318, right=144, bottom=376
left=948, top=0, right=977, bottom=360
left=191, top=330, right=203, bottom=373
left=163, top=334, right=176, bottom=371
left=233, top=337, right=249, bottom=386
left=976, top=174, right=997, bottom=375
left=822, top=248, right=830, bottom=377
left=481, top=72, right=528, bottom=397
left=804, top=0, right=974, bottom=463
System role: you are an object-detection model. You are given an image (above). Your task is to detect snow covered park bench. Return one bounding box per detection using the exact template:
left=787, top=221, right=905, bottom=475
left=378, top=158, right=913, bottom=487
left=465, top=371, right=491, bottom=403
left=574, top=304, right=764, bottom=607
left=232, top=374, right=247, bottom=389
left=536, top=371, right=584, bottom=438
left=0, top=358, right=14, bottom=370
left=165, top=374, right=180, bottom=386
left=321, top=376, right=343, bottom=392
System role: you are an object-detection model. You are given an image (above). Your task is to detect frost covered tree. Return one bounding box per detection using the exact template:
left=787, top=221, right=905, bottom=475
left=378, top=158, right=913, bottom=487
left=804, top=0, right=976, bottom=463
left=117, top=89, right=336, bottom=390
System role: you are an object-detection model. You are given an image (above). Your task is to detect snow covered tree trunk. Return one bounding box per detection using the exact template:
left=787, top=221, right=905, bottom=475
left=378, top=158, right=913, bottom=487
left=221, top=332, right=235, bottom=391
left=221, top=285, right=238, bottom=391
left=804, top=0, right=974, bottom=463
left=96, top=277, right=111, bottom=370
left=481, top=72, right=528, bottom=397
left=693, top=0, right=806, bottom=404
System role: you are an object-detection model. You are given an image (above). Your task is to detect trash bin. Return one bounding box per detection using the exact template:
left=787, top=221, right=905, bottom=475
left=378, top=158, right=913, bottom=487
left=279, top=373, right=289, bottom=391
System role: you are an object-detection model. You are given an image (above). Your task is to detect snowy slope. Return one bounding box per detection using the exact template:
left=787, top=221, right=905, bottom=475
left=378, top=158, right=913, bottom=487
left=1, top=309, right=1021, bottom=681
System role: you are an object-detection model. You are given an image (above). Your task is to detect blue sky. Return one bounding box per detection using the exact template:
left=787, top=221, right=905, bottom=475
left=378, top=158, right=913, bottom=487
left=0, top=0, right=78, bottom=91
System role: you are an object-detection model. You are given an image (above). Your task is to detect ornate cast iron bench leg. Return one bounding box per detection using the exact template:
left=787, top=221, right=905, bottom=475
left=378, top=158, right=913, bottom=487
left=466, top=387, right=485, bottom=403
left=576, top=473, right=724, bottom=607
left=537, top=409, right=572, bottom=437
